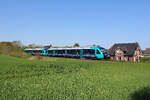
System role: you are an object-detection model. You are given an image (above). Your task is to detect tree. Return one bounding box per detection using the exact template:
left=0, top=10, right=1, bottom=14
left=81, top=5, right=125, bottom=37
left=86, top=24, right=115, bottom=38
left=12, top=40, right=23, bottom=47
left=73, top=43, right=80, bottom=47
left=28, top=44, right=36, bottom=48
left=44, top=44, right=52, bottom=48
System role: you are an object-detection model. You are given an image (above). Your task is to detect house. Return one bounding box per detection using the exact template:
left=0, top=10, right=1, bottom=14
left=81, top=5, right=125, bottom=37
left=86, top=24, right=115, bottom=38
left=108, top=43, right=142, bottom=62
left=144, top=48, right=150, bottom=57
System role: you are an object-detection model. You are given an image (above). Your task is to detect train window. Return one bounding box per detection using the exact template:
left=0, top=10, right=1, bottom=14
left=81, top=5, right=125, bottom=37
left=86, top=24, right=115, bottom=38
left=71, top=50, right=73, bottom=54
left=97, top=50, right=100, bottom=54
left=40, top=50, right=42, bottom=53
left=48, top=50, right=53, bottom=54
left=55, top=50, right=58, bottom=54
left=84, top=49, right=94, bottom=54
left=77, top=50, right=80, bottom=55
left=72, top=50, right=75, bottom=54
left=57, top=50, right=64, bottom=54
left=67, top=50, right=69, bottom=54
left=84, top=49, right=89, bottom=54
left=58, top=50, right=61, bottom=54
left=70, top=50, right=73, bottom=54
left=71, top=50, right=74, bottom=54
left=68, top=50, right=71, bottom=54
left=58, top=50, right=60, bottom=54
left=91, top=50, right=95, bottom=54
left=61, top=50, right=63, bottom=54
left=62, top=50, right=65, bottom=54
left=74, top=50, right=77, bottom=54
left=26, top=50, right=29, bottom=53
left=83, top=49, right=87, bottom=54
left=48, top=50, right=50, bottom=53
left=85, top=50, right=88, bottom=54
left=87, top=49, right=90, bottom=54
left=100, top=48, right=107, bottom=53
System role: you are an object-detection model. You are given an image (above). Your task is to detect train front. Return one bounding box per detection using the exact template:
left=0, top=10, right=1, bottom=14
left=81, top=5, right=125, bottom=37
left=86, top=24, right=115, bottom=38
left=98, top=47, right=108, bottom=59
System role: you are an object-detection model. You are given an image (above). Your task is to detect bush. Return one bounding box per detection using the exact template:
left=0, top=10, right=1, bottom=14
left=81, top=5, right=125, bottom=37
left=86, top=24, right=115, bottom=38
left=141, top=57, right=150, bottom=63
left=0, top=41, right=32, bottom=59
left=131, top=87, right=150, bottom=100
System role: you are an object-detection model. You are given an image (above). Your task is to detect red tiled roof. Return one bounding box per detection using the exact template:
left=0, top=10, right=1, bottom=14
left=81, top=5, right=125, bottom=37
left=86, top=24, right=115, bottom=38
left=108, top=43, right=140, bottom=56
left=144, top=48, right=150, bottom=54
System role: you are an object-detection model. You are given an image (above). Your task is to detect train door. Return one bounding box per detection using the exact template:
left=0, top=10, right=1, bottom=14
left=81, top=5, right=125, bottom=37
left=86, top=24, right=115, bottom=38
left=95, top=48, right=104, bottom=59
left=80, top=49, right=83, bottom=58
left=42, top=49, right=48, bottom=56
left=92, top=47, right=104, bottom=59
left=52, top=50, right=55, bottom=56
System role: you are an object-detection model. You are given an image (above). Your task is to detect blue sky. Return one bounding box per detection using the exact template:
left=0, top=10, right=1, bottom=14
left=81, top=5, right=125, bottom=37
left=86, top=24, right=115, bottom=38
left=0, top=0, right=150, bottom=49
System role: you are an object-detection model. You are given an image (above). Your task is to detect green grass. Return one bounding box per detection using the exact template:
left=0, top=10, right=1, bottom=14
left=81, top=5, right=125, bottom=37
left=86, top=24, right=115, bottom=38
left=0, top=55, right=150, bottom=100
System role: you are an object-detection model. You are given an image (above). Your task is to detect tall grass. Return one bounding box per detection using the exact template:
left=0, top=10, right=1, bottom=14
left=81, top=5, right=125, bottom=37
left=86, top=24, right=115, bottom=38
left=0, top=55, right=150, bottom=100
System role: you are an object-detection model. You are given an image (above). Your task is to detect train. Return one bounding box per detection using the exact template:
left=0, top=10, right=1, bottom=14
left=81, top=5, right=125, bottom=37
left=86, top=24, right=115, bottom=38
left=24, top=46, right=108, bottom=59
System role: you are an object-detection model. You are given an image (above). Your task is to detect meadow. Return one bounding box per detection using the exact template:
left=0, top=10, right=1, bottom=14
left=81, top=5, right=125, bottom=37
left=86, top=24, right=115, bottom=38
left=0, top=55, right=150, bottom=100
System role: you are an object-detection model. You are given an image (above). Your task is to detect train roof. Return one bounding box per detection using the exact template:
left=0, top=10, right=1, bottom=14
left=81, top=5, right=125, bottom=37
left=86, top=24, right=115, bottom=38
left=48, top=47, right=106, bottom=50
left=48, top=47, right=91, bottom=50
left=24, top=48, right=43, bottom=50
left=24, top=47, right=106, bottom=51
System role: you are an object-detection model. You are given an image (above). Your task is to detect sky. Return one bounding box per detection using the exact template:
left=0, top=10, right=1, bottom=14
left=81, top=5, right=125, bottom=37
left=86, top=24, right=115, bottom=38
left=0, top=0, right=150, bottom=49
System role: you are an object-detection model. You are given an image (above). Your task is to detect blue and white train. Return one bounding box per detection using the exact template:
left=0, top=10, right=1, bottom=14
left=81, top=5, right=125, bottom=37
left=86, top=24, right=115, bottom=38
left=24, top=47, right=108, bottom=59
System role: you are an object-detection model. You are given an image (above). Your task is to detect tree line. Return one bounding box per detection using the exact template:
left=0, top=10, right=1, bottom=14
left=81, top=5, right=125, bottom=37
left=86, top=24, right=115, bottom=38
left=0, top=41, right=80, bottom=58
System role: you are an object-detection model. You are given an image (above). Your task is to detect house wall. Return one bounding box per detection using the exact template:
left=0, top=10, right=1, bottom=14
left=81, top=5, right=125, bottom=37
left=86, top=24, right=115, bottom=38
left=115, top=48, right=125, bottom=61
left=133, top=47, right=142, bottom=62
left=110, top=47, right=141, bottom=62
left=144, top=48, right=150, bottom=57
left=144, top=54, right=150, bottom=57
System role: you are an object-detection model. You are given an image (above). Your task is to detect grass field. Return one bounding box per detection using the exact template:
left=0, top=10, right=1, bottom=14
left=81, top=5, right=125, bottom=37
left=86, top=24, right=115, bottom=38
left=0, top=55, right=150, bottom=100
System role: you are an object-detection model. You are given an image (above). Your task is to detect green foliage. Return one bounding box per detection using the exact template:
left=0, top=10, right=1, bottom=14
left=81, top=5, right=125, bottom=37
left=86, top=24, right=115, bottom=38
left=0, top=41, right=31, bottom=58
left=0, top=55, right=150, bottom=100
left=141, top=57, right=150, bottom=63
left=73, top=43, right=80, bottom=47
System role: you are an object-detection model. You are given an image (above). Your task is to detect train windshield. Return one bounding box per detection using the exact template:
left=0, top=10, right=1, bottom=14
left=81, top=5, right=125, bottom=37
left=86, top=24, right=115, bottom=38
left=99, top=48, right=107, bottom=53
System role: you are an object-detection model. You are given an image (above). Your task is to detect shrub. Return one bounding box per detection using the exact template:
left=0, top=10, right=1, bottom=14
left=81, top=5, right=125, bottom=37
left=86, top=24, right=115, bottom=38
left=131, top=87, right=150, bottom=100
left=141, top=57, right=150, bottom=63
